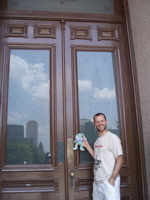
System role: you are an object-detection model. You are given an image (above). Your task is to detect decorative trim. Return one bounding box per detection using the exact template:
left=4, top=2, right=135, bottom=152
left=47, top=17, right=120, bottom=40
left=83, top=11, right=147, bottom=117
left=75, top=178, right=93, bottom=191
left=5, top=23, right=28, bottom=38
left=121, top=196, right=132, bottom=200
left=70, top=26, right=92, bottom=40
left=120, top=176, right=131, bottom=188
left=33, top=24, right=56, bottom=38
left=1, top=179, right=58, bottom=193
left=0, top=10, right=123, bottom=23
left=97, top=27, right=119, bottom=41
left=120, top=175, right=132, bottom=200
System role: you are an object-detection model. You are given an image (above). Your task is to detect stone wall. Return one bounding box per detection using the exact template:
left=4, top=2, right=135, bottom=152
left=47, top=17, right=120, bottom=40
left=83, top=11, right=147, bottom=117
left=128, top=0, right=150, bottom=199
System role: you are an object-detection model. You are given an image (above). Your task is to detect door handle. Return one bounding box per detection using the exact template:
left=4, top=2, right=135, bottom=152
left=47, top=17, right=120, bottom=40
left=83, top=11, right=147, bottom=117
left=70, top=170, right=74, bottom=187
left=70, top=170, right=75, bottom=178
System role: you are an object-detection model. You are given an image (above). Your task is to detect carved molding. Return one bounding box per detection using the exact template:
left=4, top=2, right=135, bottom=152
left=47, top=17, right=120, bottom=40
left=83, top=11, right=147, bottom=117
left=5, top=23, right=28, bottom=38
left=120, top=175, right=132, bottom=200
left=75, top=178, right=93, bottom=191
left=70, top=25, right=92, bottom=40
left=0, top=10, right=123, bottom=23
left=1, top=179, right=58, bottom=193
left=75, top=175, right=132, bottom=198
left=33, top=24, right=56, bottom=38
left=121, top=196, right=132, bottom=200
left=97, top=27, right=119, bottom=41
left=120, top=175, right=131, bottom=188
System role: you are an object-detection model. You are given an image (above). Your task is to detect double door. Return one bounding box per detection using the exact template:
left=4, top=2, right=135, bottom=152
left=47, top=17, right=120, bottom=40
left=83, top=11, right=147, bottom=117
left=0, top=19, right=142, bottom=200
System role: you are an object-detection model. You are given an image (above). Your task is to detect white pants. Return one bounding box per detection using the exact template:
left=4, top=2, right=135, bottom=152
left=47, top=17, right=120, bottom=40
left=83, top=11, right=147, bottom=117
left=93, top=176, right=120, bottom=200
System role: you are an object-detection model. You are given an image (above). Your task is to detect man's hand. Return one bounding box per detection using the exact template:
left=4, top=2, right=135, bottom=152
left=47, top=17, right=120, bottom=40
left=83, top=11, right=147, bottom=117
left=82, top=140, right=94, bottom=158
left=82, top=140, right=89, bottom=148
left=109, top=176, right=115, bottom=186
left=108, top=155, right=123, bottom=186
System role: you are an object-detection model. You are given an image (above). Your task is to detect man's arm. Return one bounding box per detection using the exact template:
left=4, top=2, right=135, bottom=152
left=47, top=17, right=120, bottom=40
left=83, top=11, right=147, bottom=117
left=109, top=155, right=123, bottom=186
left=82, top=140, right=94, bottom=158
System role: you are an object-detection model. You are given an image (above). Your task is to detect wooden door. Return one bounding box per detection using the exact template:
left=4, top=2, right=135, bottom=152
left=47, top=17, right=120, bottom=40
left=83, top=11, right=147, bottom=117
left=0, top=18, right=146, bottom=200
left=0, top=19, right=66, bottom=200
left=64, top=21, right=140, bottom=200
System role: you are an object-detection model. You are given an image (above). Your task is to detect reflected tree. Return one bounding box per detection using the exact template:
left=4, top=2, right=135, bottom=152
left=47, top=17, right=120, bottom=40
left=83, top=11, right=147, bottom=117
left=6, top=142, right=46, bottom=165
left=7, top=143, right=33, bottom=164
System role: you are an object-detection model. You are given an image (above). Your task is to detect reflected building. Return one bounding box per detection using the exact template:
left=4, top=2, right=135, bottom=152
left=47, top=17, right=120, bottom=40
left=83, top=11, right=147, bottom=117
left=80, top=119, right=91, bottom=133
left=26, top=120, right=38, bottom=147
left=7, top=124, right=34, bottom=144
left=16, top=137, right=34, bottom=144
left=7, top=124, right=24, bottom=143
left=79, top=119, right=98, bottom=163
left=109, top=128, right=120, bottom=137
left=80, top=119, right=98, bottom=148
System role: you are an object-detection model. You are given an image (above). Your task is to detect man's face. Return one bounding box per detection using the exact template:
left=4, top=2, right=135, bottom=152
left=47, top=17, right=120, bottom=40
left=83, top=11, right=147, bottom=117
left=94, top=115, right=107, bottom=132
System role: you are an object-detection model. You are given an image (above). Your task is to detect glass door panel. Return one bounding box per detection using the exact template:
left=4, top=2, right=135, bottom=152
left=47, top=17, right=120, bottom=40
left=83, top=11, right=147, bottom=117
left=7, top=0, right=115, bottom=14
left=77, top=51, right=120, bottom=163
left=6, top=49, right=50, bottom=165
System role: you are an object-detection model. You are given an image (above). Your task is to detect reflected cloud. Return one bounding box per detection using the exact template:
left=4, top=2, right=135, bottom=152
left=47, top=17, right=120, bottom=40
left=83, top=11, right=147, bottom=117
left=78, top=79, right=92, bottom=92
left=10, top=54, right=49, bottom=102
left=8, top=111, right=27, bottom=124
left=93, top=87, right=115, bottom=100
left=79, top=79, right=116, bottom=100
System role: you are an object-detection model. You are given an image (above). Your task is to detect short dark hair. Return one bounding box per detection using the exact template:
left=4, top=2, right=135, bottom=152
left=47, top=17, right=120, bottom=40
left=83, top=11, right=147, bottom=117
left=93, top=113, right=107, bottom=122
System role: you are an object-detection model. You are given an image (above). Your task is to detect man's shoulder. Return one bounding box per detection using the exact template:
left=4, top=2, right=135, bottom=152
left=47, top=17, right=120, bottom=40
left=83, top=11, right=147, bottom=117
left=108, top=131, right=121, bottom=141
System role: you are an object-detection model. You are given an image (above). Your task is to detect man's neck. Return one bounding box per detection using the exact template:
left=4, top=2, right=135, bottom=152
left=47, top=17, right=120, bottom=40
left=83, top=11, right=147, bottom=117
left=99, top=129, right=108, bottom=137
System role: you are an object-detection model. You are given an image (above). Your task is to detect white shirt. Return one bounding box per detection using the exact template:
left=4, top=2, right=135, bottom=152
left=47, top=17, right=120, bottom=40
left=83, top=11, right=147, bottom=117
left=94, top=131, right=123, bottom=182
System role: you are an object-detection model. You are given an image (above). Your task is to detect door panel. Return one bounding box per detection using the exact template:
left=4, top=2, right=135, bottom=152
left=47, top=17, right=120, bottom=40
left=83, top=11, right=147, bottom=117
left=0, top=20, right=65, bottom=200
left=0, top=18, right=142, bottom=200
left=65, top=21, right=138, bottom=200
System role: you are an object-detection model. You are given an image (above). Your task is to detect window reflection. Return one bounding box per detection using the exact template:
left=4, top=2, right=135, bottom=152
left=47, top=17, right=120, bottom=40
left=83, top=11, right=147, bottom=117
left=7, top=0, right=115, bottom=15
left=6, top=49, right=50, bottom=165
left=77, top=51, right=120, bottom=163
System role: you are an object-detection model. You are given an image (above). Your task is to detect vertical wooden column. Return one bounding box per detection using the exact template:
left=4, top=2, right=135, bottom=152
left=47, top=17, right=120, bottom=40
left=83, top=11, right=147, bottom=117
left=60, top=19, right=69, bottom=200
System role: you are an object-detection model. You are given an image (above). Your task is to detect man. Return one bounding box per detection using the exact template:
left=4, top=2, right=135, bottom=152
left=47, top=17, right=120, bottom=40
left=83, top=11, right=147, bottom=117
left=83, top=113, right=123, bottom=200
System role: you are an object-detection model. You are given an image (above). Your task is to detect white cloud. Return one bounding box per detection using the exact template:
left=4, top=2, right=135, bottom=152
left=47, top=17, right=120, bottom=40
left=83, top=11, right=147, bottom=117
left=10, top=54, right=49, bottom=102
left=8, top=111, right=27, bottom=124
left=78, top=79, right=92, bottom=92
left=93, top=87, right=116, bottom=100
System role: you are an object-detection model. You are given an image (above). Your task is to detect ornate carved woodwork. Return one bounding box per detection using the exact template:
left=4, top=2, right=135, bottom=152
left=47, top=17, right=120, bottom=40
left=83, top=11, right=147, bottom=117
left=97, top=27, right=119, bottom=41
left=1, top=179, right=58, bottom=193
left=33, top=24, right=56, bottom=39
left=5, top=23, right=28, bottom=38
left=70, top=26, right=92, bottom=40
